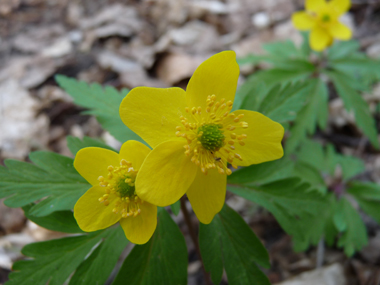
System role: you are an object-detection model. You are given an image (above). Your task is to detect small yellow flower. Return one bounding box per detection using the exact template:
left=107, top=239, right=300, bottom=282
left=119, top=51, right=284, bottom=224
left=73, top=140, right=157, bottom=244
left=292, top=0, right=352, bottom=51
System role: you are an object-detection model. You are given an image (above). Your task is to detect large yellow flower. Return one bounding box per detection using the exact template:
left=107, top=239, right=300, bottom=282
left=292, top=0, right=352, bottom=51
left=73, top=140, right=157, bottom=244
left=119, top=51, right=284, bottom=224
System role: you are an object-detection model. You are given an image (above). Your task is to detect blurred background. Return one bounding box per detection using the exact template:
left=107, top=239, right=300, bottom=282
left=1, top=0, right=380, bottom=284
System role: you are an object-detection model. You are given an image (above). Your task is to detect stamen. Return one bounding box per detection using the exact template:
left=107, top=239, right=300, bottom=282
left=96, top=160, right=145, bottom=218
left=176, top=95, right=248, bottom=176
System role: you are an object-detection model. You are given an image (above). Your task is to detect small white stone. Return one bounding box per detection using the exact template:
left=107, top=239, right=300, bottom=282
left=252, top=12, right=270, bottom=29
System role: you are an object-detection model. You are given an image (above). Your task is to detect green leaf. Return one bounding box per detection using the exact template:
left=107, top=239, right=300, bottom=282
left=228, top=178, right=327, bottom=243
left=348, top=182, right=380, bottom=223
left=254, top=82, right=310, bottom=124
left=252, top=68, right=314, bottom=87
left=293, top=162, right=327, bottom=194
left=112, top=208, right=187, bottom=285
left=170, top=200, right=180, bottom=216
left=69, top=227, right=128, bottom=285
left=56, top=75, right=144, bottom=144
left=334, top=198, right=368, bottom=256
left=286, top=79, right=328, bottom=152
left=0, top=151, right=90, bottom=216
left=300, top=32, right=311, bottom=58
left=199, top=204, right=270, bottom=285
left=292, top=194, right=336, bottom=251
left=327, top=40, right=360, bottom=61
left=233, top=76, right=268, bottom=111
left=7, top=227, right=125, bottom=285
left=328, top=70, right=379, bottom=148
left=23, top=205, right=83, bottom=233
left=262, top=40, right=299, bottom=58
left=295, top=140, right=365, bottom=181
left=67, top=136, right=116, bottom=156
left=228, top=156, right=295, bottom=186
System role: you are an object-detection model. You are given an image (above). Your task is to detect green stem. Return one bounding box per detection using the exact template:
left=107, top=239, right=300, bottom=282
left=180, top=197, right=212, bottom=285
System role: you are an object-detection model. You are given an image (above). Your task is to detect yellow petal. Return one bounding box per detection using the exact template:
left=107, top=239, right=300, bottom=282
left=119, top=140, right=151, bottom=170
left=74, top=147, right=119, bottom=186
left=186, top=51, right=239, bottom=111
left=310, top=26, right=332, bottom=51
left=135, top=140, right=197, bottom=207
left=119, top=202, right=157, bottom=244
left=186, top=168, right=226, bottom=224
left=328, top=0, right=350, bottom=16
left=74, top=186, right=120, bottom=231
left=328, top=21, right=352, bottom=40
left=292, top=11, right=316, bottom=30
left=231, top=110, right=284, bottom=167
left=306, top=0, right=326, bottom=12
left=119, top=87, right=187, bottom=148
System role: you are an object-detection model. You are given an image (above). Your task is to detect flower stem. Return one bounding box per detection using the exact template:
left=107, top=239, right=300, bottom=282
left=180, top=197, right=212, bottom=285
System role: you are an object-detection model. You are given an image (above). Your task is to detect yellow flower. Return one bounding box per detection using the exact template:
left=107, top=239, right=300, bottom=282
left=73, top=140, right=157, bottom=244
left=119, top=51, right=284, bottom=224
left=292, top=0, right=352, bottom=51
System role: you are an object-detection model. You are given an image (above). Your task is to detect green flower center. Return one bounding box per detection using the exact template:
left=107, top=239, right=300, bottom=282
left=197, top=123, right=225, bottom=151
left=321, top=14, right=330, bottom=22
left=116, top=178, right=136, bottom=198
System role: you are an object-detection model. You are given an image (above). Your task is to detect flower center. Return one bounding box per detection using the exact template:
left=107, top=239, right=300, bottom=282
left=97, top=159, right=143, bottom=218
left=175, top=95, right=248, bottom=175
left=197, top=123, right=225, bottom=151
left=321, top=14, right=330, bottom=22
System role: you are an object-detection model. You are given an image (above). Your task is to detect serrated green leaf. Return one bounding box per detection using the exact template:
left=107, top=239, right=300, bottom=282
left=0, top=151, right=89, bottom=216
left=292, top=194, right=337, bottom=251
left=112, top=208, right=187, bottom=285
left=252, top=68, right=314, bottom=87
left=286, top=79, right=328, bottom=152
left=328, top=70, right=379, bottom=148
left=334, top=198, right=368, bottom=256
left=199, top=204, right=270, bottom=285
left=23, top=205, right=83, bottom=233
left=228, top=156, right=295, bottom=186
left=7, top=227, right=123, bottom=285
left=170, top=200, right=180, bottom=216
left=228, top=178, right=327, bottom=241
left=67, top=136, right=116, bottom=156
left=300, top=32, right=311, bottom=58
left=293, top=162, right=327, bottom=194
left=69, top=227, right=128, bottom=285
left=327, top=40, right=360, bottom=61
left=255, top=82, right=310, bottom=124
left=233, top=76, right=268, bottom=111
left=263, top=40, right=299, bottom=58
left=295, top=140, right=365, bottom=181
left=348, top=182, right=380, bottom=223
left=55, top=75, right=144, bottom=144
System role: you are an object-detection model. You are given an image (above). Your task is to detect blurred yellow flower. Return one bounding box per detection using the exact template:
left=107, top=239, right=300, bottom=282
left=73, top=140, right=156, bottom=244
left=292, top=0, right=352, bottom=51
left=120, top=51, right=284, bottom=224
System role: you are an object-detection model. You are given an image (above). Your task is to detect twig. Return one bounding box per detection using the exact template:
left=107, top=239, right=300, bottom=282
left=180, top=197, right=212, bottom=285
left=316, top=238, right=325, bottom=268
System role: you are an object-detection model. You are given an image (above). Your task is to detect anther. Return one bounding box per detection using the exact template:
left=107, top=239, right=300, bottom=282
left=98, top=176, right=104, bottom=182
left=240, top=122, right=248, bottom=128
left=228, top=140, right=234, bottom=145
left=107, top=166, right=114, bottom=172
left=229, top=145, right=235, bottom=150
left=230, top=133, right=236, bottom=139
left=226, top=169, right=232, bottom=175
left=239, top=141, right=245, bottom=146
